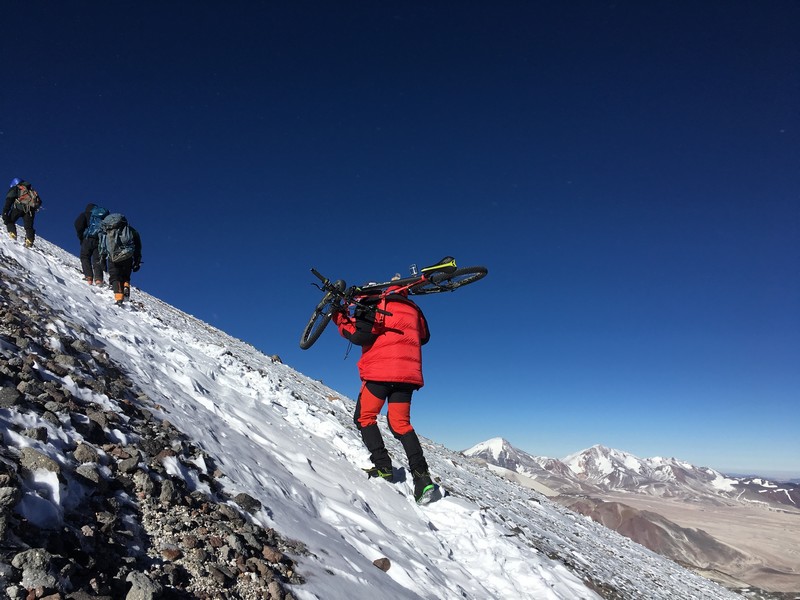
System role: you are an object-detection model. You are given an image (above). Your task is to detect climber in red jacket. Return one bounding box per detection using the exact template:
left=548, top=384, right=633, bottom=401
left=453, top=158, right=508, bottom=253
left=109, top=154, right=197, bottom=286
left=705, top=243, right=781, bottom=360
left=333, top=285, right=435, bottom=503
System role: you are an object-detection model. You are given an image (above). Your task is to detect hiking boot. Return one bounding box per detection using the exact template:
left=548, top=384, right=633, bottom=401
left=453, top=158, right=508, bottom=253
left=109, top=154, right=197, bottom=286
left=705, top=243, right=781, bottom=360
left=24, top=239, right=33, bottom=248
left=115, top=299, right=124, bottom=307
left=123, top=283, right=131, bottom=299
left=86, top=277, right=94, bottom=285
left=412, top=471, right=435, bottom=503
left=95, top=279, right=105, bottom=286
left=8, top=232, right=16, bottom=240
left=365, top=466, right=394, bottom=482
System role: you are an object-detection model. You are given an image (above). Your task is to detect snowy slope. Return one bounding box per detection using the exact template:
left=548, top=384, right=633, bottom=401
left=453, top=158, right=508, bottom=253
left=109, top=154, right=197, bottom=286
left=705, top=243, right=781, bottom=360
left=0, top=234, right=743, bottom=600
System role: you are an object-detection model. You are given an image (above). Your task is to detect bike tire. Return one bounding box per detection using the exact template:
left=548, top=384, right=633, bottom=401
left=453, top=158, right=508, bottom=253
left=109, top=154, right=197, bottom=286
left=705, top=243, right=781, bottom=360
left=299, top=280, right=345, bottom=350
left=410, top=266, right=488, bottom=295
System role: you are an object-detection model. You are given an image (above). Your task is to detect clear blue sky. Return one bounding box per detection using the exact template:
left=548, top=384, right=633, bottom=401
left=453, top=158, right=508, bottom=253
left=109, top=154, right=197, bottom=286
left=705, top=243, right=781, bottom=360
left=3, top=2, right=798, bottom=477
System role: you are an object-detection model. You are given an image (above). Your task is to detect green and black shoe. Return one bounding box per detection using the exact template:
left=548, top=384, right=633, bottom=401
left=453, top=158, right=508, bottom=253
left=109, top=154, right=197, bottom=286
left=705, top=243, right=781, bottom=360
left=413, top=471, right=436, bottom=504
left=364, top=466, right=394, bottom=482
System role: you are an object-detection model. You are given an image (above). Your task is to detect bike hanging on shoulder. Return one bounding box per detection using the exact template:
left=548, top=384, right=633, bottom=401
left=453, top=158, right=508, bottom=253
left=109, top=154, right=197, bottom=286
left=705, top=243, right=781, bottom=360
left=299, top=256, right=488, bottom=350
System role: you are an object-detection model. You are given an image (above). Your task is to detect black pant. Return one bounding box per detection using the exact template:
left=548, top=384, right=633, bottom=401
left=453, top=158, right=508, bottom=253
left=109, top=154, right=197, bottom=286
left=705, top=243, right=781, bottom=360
left=79, top=236, right=106, bottom=281
left=4, top=208, right=35, bottom=242
left=108, top=258, right=134, bottom=298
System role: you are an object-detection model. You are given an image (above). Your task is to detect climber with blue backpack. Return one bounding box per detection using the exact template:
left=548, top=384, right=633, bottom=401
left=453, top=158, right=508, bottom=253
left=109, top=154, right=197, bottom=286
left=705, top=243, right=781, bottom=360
left=74, top=203, right=110, bottom=285
left=99, top=213, right=142, bottom=306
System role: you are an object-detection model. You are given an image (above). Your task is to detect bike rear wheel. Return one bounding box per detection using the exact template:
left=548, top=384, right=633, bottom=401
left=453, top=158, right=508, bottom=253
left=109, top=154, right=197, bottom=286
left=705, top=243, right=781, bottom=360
left=299, top=280, right=345, bottom=350
left=410, top=266, right=488, bottom=295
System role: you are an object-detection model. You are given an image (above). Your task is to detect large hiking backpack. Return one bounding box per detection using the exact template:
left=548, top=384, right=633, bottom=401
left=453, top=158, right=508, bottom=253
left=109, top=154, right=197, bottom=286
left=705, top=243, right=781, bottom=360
left=84, top=205, right=109, bottom=237
left=102, top=213, right=136, bottom=262
left=13, top=183, right=42, bottom=214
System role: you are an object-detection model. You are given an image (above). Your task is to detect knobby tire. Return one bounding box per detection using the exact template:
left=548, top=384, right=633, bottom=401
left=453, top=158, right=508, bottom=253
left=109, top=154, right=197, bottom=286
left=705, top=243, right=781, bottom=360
left=299, top=290, right=339, bottom=350
left=411, top=266, right=488, bottom=295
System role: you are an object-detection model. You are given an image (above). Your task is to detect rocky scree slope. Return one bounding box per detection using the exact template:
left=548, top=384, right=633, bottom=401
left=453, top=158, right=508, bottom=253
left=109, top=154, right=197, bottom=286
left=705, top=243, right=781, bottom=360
left=0, top=249, right=304, bottom=599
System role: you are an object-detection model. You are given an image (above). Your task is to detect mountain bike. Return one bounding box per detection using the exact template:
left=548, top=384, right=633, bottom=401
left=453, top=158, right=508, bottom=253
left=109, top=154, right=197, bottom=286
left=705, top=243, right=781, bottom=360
left=299, top=256, right=487, bottom=350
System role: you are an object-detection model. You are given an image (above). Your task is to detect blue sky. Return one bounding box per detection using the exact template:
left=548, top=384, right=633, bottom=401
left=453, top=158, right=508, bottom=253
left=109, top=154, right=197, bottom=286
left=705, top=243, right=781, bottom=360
left=3, top=1, right=798, bottom=477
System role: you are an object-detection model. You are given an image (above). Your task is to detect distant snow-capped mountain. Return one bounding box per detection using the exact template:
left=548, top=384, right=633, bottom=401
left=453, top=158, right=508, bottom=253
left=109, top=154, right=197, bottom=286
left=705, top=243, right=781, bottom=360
left=463, top=438, right=800, bottom=595
left=564, top=444, right=800, bottom=508
left=563, top=444, right=738, bottom=499
left=465, top=439, right=800, bottom=508
left=463, top=437, right=599, bottom=496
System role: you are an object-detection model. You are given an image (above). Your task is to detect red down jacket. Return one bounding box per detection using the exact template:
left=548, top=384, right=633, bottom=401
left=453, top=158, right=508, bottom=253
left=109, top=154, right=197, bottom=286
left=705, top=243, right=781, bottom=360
left=334, top=292, right=430, bottom=386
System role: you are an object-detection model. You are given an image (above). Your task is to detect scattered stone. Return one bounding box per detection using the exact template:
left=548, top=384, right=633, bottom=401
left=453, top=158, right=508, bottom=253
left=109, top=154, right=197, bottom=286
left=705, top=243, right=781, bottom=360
left=234, top=492, right=262, bottom=514
left=262, top=545, right=284, bottom=564
left=73, top=443, right=100, bottom=464
left=0, top=385, right=23, bottom=407
left=0, top=486, right=20, bottom=509
left=373, top=557, right=391, bottom=572
left=118, top=456, right=139, bottom=473
left=19, top=447, right=61, bottom=475
left=11, top=548, right=57, bottom=589
left=125, top=571, right=163, bottom=600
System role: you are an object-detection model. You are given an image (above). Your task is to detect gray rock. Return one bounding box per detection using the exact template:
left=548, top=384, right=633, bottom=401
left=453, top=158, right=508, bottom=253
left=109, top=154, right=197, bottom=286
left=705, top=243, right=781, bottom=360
left=125, top=571, right=163, bottom=600
left=268, top=580, right=283, bottom=599
left=86, top=409, right=109, bottom=429
left=10, top=548, right=56, bottom=589
left=75, top=463, right=105, bottom=487
left=226, top=533, right=248, bottom=555
left=0, top=561, right=13, bottom=581
left=73, top=443, right=100, bottom=464
left=19, top=447, right=60, bottom=475
left=217, top=504, right=239, bottom=521
left=0, top=386, right=22, bottom=408
left=234, top=492, right=262, bottom=514
left=159, top=479, right=177, bottom=504
left=0, top=486, right=21, bottom=510
left=70, top=339, right=91, bottom=354
left=118, top=456, right=139, bottom=473
left=55, top=353, right=78, bottom=368
left=22, top=426, right=48, bottom=442
left=44, top=400, right=64, bottom=413
left=133, top=470, right=155, bottom=495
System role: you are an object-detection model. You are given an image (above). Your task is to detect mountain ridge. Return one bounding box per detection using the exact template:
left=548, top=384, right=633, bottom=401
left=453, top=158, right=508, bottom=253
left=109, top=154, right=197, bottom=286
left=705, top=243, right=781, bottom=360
left=465, top=437, right=800, bottom=506
left=463, top=437, right=800, bottom=596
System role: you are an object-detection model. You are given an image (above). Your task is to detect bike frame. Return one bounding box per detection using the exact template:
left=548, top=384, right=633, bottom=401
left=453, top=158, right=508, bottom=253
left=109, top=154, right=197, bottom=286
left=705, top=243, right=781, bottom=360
left=311, top=256, right=457, bottom=306
left=300, top=257, right=485, bottom=350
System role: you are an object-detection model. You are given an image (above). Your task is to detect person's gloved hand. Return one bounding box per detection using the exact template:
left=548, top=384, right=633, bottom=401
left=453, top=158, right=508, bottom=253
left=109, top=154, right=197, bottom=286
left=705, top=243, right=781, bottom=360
left=132, top=261, right=141, bottom=272
left=331, top=302, right=350, bottom=325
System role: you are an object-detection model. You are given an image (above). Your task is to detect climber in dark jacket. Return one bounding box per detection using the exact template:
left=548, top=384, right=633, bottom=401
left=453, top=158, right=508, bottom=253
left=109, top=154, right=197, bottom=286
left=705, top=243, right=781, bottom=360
left=99, top=213, right=142, bottom=306
left=74, top=203, right=107, bottom=286
left=3, top=178, right=41, bottom=247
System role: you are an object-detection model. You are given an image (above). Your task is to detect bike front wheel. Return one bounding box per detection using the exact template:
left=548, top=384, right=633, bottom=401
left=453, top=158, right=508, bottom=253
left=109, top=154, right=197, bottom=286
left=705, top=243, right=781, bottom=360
left=299, top=280, right=345, bottom=350
left=410, top=266, right=488, bottom=295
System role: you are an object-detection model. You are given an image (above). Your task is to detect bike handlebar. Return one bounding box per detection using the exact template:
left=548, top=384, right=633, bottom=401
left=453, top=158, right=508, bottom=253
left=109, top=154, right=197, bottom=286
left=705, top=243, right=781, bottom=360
left=310, top=268, right=327, bottom=285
